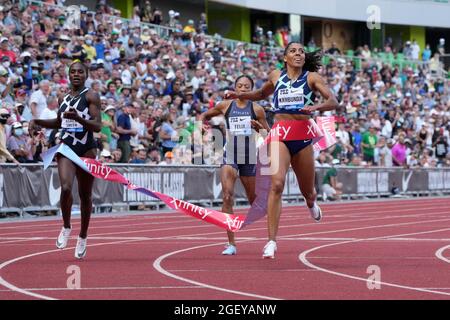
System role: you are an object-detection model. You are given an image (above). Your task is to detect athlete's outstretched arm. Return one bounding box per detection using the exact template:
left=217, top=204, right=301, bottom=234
left=64, top=90, right=102, bottom=132
left=199, top=101, right=228, bottom=122
left=303, top=72, right=338, bottom=114
left=225, top=70, right=280, bottom=101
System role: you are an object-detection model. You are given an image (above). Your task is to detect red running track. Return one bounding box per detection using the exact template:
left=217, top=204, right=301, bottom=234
left=0, top=197, right=449, bottom=300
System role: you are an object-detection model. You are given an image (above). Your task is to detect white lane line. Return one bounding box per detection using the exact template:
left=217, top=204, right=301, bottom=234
left=435, top=245, right=450, bottom=264
left=0, top=201, right=445, bottom=236
left=153, top=242, right=282, bottom=301
left=299, top=228, right=450, bottom=297
left=0, top=285, right=202, bottom=292
left=0, top=238, right=149, bottom=300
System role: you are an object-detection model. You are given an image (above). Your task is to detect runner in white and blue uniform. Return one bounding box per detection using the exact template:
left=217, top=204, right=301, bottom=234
left=30, top=61, right=102, bottom=260
left=225, top=42, right=338, bottom=258
left=201, top=75, right=269, bottom=256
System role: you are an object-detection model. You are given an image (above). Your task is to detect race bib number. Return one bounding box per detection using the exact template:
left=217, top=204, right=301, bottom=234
left=62, top=117, right=83, bottom=132
left=278, top=87, right=304, bottom=110
left=229, top=116, right=252, bottom=136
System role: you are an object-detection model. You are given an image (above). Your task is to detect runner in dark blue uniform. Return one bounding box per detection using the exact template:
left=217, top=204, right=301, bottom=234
left=29, top=61, right=102, bottom=259
left=201, top=75, right=269, bottom=255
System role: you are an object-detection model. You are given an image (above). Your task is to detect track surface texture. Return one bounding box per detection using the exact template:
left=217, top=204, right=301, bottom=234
left=0, top=197, right=449, bottom=300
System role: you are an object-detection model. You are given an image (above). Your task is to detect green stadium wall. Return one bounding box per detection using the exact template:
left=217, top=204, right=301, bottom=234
left=207, top=1, right=251, bottom=42
left=113, top=0, right=133, bottom=19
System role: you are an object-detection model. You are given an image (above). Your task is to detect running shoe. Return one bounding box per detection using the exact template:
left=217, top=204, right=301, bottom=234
left=262, top=240, right=277, bottom=259
left=75, top=237, right=87, bottom=259
left=221, top=244, right=237, bottom=255
left=308, top=202, right=322, bottom=222
left=56, top=227, right=71, bottom=249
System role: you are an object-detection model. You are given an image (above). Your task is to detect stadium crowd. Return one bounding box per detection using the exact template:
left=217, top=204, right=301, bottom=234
left=0, top=0, right=449, bottom=169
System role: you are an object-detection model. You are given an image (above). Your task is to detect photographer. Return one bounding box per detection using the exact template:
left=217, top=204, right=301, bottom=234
left=30, top=128, right=48, bottom=162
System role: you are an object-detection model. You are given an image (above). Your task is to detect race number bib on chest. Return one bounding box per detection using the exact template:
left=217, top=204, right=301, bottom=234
left=62, top=116, right=83, bottom=132
left=278, top=87, right=304, bottom=110
left=229, top=116, right=252, bottom=136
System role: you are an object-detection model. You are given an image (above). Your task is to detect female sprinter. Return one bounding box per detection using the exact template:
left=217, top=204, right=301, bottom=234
left=29, top=61, right=102, bottom=259
left=226, top=43, right=338, bottom=258
left=201, top=75, right=269, bottom=255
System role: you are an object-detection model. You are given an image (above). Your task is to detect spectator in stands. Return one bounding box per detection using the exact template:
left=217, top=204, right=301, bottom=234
left=411, top=40, right=420, bottom=60
left=159, top=151, right=174, bottom=165
left=197, top=13, right=208, bottom=34
left=183, top=19, right=196, bottom=34
left=376, top=136, right=393, bottom=167
left=151, top=7, right=163, bottom=25
left=130, top=144, right=148, bottom=164
left=116, top=103, right=137, bottom=163
left=422, top=44, right=432, bottom=61
left=29, top=80, right=50, bottom=119
left=141, top=1, right=153, bottom=23
left=307, top=37, right=316, bottom=50
left=0, top=108, right=18, bottom=164
left=327, top=42, right=341, bottom=55
left=159, top=112, right=178, bottom=154
left=321, top=158, right=342, bottom=201
left=433, top=134, right=448, bottom=165
left=437, top=38, right=445, bottom=55
left=391, top=133, right=408, bottom=167
left=7, top=121, right=31, bottom=163
left=361, top=125, right=378, bottom=165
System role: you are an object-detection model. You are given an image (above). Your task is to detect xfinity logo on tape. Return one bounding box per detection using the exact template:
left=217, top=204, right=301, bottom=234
left=270, top=125, right=291, bottom=140
left=83, top=161, right=113, bottom=179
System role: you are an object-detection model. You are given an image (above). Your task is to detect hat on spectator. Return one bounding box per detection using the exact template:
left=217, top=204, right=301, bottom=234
left=20, top=51, right=31, bottom=58
left=0, top=108, right=10, bottom=115
left=104, top=105, right=116, bottom=113
left=162, top=54, right=170, bottom=60
left=332, top=159, right=340, bottom=165
left=0, top=68, right=8, bottom=76
left=96, top=58, right=105, bottom=65
left=16, top=89, right=27, bottom=96
left=112, top=58, right=120, bottom=65
left=137, top=144, right=146, bottom=151
left=30, top=62, right=39, bottom=68
left=165, top=151, right=174, bottom=159
left=12, top=122, right=22, bottom=129
left=15, top=102, right=24, bottom=108
left=59, top=34, right=71, bottom=41
left=100, top=149, right=111, bottom=158
left=0, top=37, right=8, bottom=43
left=130, top=142, right=138, bottom=149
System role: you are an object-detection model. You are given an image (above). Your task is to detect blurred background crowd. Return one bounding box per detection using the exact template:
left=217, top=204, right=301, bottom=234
left=0, top=0, right=448, bottom=169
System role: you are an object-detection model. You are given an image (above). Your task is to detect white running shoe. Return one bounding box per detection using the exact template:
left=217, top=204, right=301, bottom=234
left=308, top=202, right=322, bottom=222
left=56, top=227, right=71, bottom=249
left=262, top=240, right=277, bottom=259
left=221, top=244, right=237, bottom=255
left=75, top=237, right=87, bottom=259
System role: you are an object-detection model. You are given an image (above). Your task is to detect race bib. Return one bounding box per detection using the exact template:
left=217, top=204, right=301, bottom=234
left=62, top=117, right=83, bottom=132
left=278, top=87, right=304, bottom=110
left=229, top=116, right=252, bottom=136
